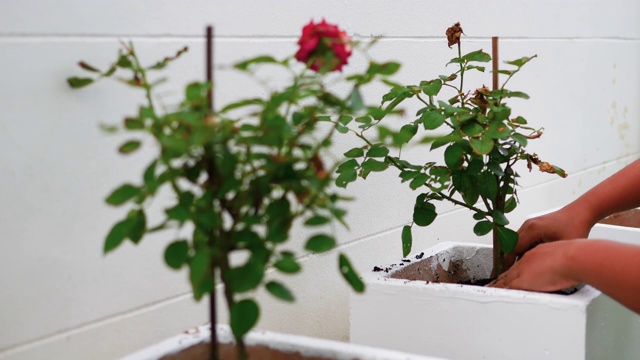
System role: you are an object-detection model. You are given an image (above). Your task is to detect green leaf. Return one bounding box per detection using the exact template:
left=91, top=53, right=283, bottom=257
left=420, top=79, right=443, bottom=96
left=305, top=234, right=336, bottom=253
left=67, top=77, right=94, bottom=88
left=366, top=144, right=389, bottom=158
left=409, top=173, right=429, bottom=190
left=230, top=299, right=260, bottom=339
left=104, top=218, right=133, bottom=253
left=473, top=212, right=486, bottom=220
left=485, top=121, right=511, bottom=139
left=185, top=82, right=207, bottom=101
left=505, top=55, right=537, bottom=68
left=399, top=170, right=420, bottom=182
left=105, top=184, right=141, bottom=206
left=401, top=225, right=412, bottom=257
left=497, top=227, right=518, bottom=253
left=220, top=98, right=263, bottom=113
left=226, top=260, right=265, bottom=293
left=339, top=254, right=365, bottom=292
left=164, top=240, right=189, bottom=269
left=189, top=252, right=209, bottom=293
left=487, top=161, right=505, bottom=176
left=489, top=106, right=512, bottom=122
left=430, top=132, right=461, bottom=150
left=166, top=204, right=190, bottom=223
left=128, top=209, right=146, bottom=243
left=335, top=170, right=357, bottom=188
left=266, top=281, right=295, bottom=302
left=492, top=210, right=510, bottom=226
left=444, top=143, right=465, bottom=169
left=504, top=196, right=518, bottom=213
left=512, top=133, right=528, bottom=147
left=337, top=159, right=359, bottom=173
left=124, top=117, right=144, bottom=130
left=339, top=115, right=353, bottom=126
left=512, top=116, right=527, bottom=125
left=116, top=54, right=133, bottom=68
left=378, top=61, right=401, bottom=75
left=504, top=91, right=530, bottom=99
left=413, top=201, right=437, bottom=227
left=473, top=221, right=493, bottom=236
left=349, top=87, right=365, bottom=111
left=361, top=158, right=388, bottom=172
left=305, top=215, right=330, bottom=226
left=396, top=124, right=418, bottom=144
left=274, top=252, right=301, bottom=273
left=234, top=55, right=278, bottom=70
left=462, top=50, right=492, bottom=63
left=461, top=122, right=484, bottom=137
left=118, top=140, right=141, bottom=154
left=478, top=171, right=498, bottom=200
left=469, top=137, right=494, bottom=155
left=421, top=110, right=446, bottom=130
left=336, top=124, right=349, bottom=134
left=355, top=116, right=372, bottom=125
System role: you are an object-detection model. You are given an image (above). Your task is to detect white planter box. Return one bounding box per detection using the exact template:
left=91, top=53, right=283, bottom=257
left=350, top=242, right=639, bottom=360
left=590, top=209, right=640, bottom=245
left=123, top=324, right=445, bottom=360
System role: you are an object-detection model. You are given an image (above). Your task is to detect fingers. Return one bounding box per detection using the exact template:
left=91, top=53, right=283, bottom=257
left=486, top=271, right=511, bottom=289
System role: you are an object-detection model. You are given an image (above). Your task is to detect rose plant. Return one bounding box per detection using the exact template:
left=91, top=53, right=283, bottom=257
left=67, top=20, right=400, bottom=360
left=336, top=22, right=566, bottom=279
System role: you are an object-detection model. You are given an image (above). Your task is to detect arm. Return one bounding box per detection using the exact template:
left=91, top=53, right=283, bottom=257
left=506, top=159, right=640, bottom=267
left=491, top=239, right=640, bottom=314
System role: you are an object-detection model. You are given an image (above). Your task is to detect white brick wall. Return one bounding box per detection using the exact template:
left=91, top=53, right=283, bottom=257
left=1, top=1, right=639, bottom=359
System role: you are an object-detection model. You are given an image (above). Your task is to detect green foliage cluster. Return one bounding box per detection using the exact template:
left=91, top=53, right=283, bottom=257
left=68, top=40, right=399, bottom=358
left=335, top=33, right=565, bottom=277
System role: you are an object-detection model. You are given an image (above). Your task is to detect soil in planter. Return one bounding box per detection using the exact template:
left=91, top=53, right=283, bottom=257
left=598, top=209, right=640, bottom=228
left=160, top=341, right=334, bottom=360
left=387, top=252, right=579, bottom=295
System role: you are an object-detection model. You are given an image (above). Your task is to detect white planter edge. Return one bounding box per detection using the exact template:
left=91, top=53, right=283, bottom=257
left=122, top=323, right=446, bottom=360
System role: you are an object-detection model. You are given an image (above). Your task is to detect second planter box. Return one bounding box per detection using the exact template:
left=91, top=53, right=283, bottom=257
left=350, top=241, right=639, bottom=360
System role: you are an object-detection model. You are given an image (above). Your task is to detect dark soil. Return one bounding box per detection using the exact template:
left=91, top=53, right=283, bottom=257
left=385, top=254, right=581, bottom=296
left=160, top=342, right=332, bottom=360
left=598, top=209, right=640, bottom=228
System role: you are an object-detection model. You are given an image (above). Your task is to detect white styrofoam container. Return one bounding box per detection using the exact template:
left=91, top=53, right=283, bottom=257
left=350, top=241, right=640, bottom=360
left=123, top=324, right=446, bottom=360
left=590, top=212, right=640, bottom=245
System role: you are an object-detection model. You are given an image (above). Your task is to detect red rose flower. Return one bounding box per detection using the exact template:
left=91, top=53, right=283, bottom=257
left=295, top=19, right=353, bottom=72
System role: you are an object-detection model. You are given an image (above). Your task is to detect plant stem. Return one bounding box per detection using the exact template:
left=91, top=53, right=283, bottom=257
left=219, top=249, right=249, bottom=360
left=491, top=225, right=502, bottom=279
left=209, top=264, right=218, bottom=360
left=457, top=42, right=465, bottom=105
left=490, top=182, right=507, bottom=278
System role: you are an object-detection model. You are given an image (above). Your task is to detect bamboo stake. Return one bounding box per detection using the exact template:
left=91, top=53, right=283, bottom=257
left=205, top=25, right=219, bottom=360
left=492, top=36, right=499, bottom=90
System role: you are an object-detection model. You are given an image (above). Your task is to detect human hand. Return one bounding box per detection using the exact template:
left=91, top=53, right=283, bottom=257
left=489, top=240, right=582, bottom=292
left=505, top=207, right=593, bottom=269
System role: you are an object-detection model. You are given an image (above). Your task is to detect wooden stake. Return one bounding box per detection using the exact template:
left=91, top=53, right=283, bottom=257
left=205, top=25, right=218, bottom=360
left=492, top=36, right=499, bottom=90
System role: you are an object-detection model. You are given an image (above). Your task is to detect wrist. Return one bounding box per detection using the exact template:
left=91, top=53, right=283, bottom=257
left=561, top=239, right=588, bottom=284
left=561, top=201, right=599, bottom=232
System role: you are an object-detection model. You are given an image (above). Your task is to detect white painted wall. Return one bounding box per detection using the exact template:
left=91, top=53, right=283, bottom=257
left=1, top=1, right=638, bottom=359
